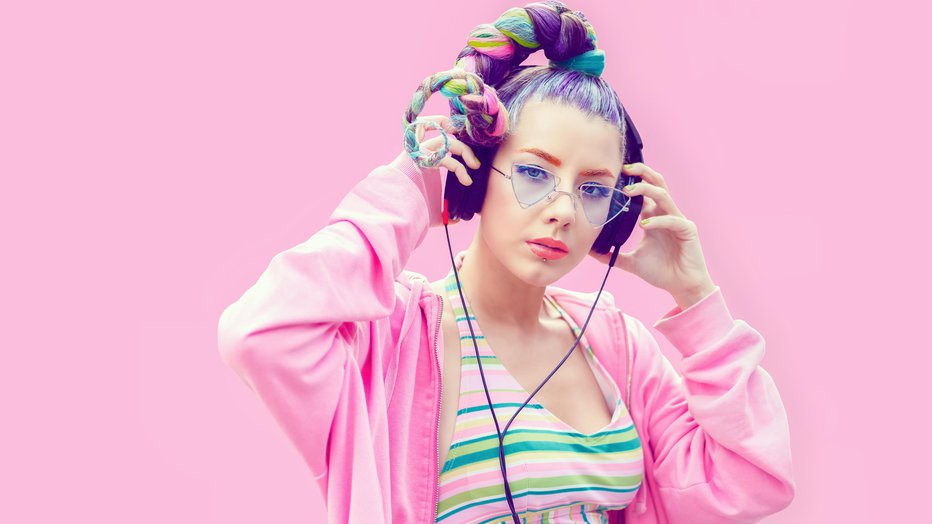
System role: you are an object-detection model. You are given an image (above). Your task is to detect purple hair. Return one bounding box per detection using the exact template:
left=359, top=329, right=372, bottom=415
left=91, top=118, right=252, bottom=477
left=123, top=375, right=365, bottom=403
left=402, top=2, right=631, bottom=254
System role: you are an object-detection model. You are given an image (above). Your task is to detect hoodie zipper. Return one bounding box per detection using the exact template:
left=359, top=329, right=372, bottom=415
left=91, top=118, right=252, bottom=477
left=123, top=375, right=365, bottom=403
left=431, top=293, right=444, bottom=521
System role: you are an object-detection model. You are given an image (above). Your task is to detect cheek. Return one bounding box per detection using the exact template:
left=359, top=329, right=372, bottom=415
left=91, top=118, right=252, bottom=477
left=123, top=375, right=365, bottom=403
left=574, top=226, right=603, bottom=257
left=483, top=178, right=520, bottom=221
left=480, top=182, right=528, bottom=244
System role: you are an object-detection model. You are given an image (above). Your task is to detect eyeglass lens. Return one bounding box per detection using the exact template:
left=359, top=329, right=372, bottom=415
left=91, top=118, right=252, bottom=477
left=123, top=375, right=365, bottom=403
left=511, top=163, right=629, bottom=227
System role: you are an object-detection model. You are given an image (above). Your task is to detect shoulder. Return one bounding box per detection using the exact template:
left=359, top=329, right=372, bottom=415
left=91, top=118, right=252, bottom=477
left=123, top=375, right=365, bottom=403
left=545, top=286, right=651, bottom=342
left=547, top=284, right=625, bottom=349
left=546, top=285, right=651, bottom=355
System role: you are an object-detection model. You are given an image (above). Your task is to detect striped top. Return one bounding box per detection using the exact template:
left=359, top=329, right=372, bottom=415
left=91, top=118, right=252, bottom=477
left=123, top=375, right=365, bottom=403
left=435, top=269, right=644, bottom=523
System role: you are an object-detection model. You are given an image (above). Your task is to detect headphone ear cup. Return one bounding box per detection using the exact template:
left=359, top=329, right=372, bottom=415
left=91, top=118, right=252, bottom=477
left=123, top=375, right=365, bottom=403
left=444, top=150, right=494, bottom=220
left=592, top=105, right=646, bottom=255
left=596, top=190, right=643, bottom=254
left=443, top=168, right=468, bottom=219
left=592, top=193, right=642, bottom=255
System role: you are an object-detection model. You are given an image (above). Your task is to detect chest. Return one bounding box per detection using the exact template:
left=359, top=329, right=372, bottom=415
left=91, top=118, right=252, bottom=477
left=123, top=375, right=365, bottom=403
left=435, top=293, right=615, bottom=468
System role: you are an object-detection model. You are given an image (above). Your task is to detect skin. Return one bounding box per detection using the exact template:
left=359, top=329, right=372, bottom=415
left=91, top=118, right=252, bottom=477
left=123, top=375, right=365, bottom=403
left=414, top=98, right=718, bottom=467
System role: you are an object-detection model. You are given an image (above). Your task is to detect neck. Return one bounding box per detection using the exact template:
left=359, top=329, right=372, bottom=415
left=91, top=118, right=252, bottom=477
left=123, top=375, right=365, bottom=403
left=453, top=232, right=555, bottom=333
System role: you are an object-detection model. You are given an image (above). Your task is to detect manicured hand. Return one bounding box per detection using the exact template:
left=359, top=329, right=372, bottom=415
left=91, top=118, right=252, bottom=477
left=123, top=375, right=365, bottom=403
left=409, top=115, right=480, bottom=188
left=588, top=162, right=717, bottom=309
left=407, top=115, right=481, bottom=227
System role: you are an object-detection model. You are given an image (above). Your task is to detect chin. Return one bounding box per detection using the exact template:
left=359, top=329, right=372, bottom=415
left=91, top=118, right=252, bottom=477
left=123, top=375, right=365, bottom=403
left=519, top=252, right=573, bottom=285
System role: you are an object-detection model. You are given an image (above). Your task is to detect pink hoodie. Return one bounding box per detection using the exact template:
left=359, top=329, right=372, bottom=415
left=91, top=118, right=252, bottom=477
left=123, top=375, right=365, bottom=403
left=217, top=152, right=795, bottom=523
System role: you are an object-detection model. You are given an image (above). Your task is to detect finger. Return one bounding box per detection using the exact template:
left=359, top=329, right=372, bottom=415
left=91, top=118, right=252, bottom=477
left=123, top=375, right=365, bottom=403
left=412, top=116, right=449, bottom=146
left=588, top=247, right=619, bottom=267
left=441, top=156, right=473, bottom=186
left=421, top=134, right=481, bottom=169
left=448, top=138, right=481, bottom=169
left=414, top=115, right=456, bottom=134
left=622, top=180, right=683, bottom=217
left=419, top=133, right=455, bottom=163
left=610, top=248, right=636, bottom=272
left=622, top=162, right=669, bottom=193
left=412, top=116, right=459, bottom=145
left=588, top=245, right=630, bottom=271
left=428, top=133, right=479, bottom=169
left=641, top=195, right=658, bottom=217
left=639, top=215, right=698, bottom=240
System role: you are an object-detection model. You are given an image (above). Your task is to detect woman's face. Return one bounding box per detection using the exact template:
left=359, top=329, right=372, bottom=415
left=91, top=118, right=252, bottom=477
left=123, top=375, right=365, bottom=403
left=477, top=98, right=624, bottom=285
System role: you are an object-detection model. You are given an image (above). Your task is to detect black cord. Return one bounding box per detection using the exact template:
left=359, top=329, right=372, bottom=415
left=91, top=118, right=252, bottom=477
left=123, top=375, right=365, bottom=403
left=444, top=222, right=521, bottom=523
left=442, top=218, right=620, bottom=524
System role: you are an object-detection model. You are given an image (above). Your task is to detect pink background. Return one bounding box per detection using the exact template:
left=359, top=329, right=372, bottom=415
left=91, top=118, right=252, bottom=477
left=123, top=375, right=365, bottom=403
left=3, top=1, right=928, bottom=522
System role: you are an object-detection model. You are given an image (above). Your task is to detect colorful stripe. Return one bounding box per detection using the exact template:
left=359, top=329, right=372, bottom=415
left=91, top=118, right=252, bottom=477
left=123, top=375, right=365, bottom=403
left=436, top=270, right=643, bottom=523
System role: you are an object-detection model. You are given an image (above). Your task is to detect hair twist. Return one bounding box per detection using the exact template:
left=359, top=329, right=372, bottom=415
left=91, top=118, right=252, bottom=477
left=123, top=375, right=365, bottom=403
left=403, top=68, right=509, bottom=168
left=403, top=1, right=605, bottom=167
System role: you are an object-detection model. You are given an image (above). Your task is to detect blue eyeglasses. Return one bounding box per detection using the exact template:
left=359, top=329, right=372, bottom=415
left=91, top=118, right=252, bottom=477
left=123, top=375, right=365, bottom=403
left=490, top=162, right=632, bottom=227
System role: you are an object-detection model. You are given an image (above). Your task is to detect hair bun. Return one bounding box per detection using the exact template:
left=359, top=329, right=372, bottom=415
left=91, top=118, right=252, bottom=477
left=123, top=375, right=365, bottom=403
left=549, top=48, right=605, bottom=77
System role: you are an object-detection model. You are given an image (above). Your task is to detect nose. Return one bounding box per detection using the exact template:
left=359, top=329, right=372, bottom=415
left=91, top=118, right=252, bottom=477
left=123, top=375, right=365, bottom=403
left=542, top=190, right=578, bottom=226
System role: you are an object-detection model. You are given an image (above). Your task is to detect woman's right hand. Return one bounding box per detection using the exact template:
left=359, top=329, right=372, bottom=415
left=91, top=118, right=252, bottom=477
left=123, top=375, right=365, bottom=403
left=409, top=115, right=481, bottom=188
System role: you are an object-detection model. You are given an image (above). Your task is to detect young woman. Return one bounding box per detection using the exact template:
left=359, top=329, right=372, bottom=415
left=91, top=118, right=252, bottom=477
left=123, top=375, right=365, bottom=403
left=218, top=2, right=795, bottom=523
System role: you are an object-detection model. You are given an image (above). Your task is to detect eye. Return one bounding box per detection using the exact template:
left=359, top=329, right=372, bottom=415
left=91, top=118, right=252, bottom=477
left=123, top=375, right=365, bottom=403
left=515, top=164, right=551, bottom=181
left=580, top=182, right=613, bottom=199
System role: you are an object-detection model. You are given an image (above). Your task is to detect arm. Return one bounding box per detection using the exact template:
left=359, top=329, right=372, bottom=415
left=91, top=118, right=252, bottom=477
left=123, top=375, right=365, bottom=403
left=622, top=287, right=796, bottom=522
left=216, top=152, right=443, bottom=479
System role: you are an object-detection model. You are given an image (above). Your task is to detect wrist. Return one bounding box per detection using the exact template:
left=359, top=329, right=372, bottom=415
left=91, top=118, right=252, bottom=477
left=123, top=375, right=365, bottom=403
left=671, top=281, right=717, bottom=311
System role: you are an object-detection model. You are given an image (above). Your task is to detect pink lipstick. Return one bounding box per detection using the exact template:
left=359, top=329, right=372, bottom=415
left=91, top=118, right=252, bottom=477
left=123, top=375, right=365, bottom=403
left=527, top=238, right=569, bottom=260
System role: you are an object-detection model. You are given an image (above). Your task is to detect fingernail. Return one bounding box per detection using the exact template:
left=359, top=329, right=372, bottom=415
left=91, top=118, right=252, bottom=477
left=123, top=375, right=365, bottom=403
left=640, top=218, right=650, bottom=225
left=623, top=164, right=635, bottom=170
left=623, top=184, right=636, bottom=192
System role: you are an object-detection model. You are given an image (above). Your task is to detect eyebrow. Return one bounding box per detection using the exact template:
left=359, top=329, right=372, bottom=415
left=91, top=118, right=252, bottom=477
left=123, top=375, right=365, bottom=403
left=517, top=147, right=617, bottom=179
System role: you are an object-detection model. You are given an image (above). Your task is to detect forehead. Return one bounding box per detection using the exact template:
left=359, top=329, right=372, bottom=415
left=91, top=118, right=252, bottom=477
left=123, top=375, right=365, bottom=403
left=506, top=100, right=623, bottom=166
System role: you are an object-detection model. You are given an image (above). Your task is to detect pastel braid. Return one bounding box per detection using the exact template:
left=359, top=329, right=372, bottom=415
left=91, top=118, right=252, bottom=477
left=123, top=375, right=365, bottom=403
left=403, top=1, right=605, bottom=167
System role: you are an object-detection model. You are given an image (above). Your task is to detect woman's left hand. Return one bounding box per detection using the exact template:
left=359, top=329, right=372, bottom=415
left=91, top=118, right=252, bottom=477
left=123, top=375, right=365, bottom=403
left=588, top=162, right=717, bottom=310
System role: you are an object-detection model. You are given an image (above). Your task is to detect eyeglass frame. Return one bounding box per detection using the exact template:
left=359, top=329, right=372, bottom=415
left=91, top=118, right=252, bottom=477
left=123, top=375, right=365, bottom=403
left=489, top=161, right=632, bottom=228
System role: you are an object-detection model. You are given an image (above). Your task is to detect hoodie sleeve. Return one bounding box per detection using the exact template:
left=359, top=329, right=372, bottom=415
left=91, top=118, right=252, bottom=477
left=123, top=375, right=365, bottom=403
left=216, top=151, right=443, bottom=480
left=622, top=286, right=796, bottom=523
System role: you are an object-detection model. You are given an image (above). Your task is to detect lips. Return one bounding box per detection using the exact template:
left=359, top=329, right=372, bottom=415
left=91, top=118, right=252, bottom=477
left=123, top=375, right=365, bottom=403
left=528, top=237, right=569, bottom=252
left=527, top=239, right=569, bottom=260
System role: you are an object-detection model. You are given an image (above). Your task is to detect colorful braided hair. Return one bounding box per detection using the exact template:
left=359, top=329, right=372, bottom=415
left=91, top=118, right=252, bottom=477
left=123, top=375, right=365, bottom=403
left=402, top=1, right=631, bottom=254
